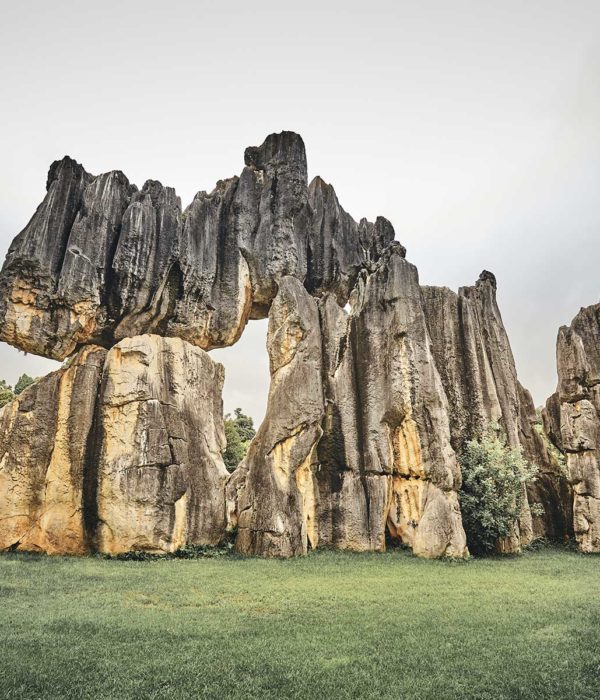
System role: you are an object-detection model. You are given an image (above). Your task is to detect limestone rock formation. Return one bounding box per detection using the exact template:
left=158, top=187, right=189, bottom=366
left=317, top=245, right=467, bottom=558
left=232, top=277, right=324, bottom=557
left=422, top=273, right=522, bottom=450
left=0, top=346, right=106, bottom=553
left=518, top=382, right=572, bottom=540
left=422, top=272, right=535, bottom=551
left=94, top=335, right=229, bottom=554
left=0, top=336, right=228, bottom=555
left=0, top=130, right=573, bottom=558
left=545, top=303, right=600, bottom=552
left=0, top=132, right=392, bottom=361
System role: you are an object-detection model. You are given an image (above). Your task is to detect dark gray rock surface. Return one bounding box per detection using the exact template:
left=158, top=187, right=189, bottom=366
left=0, top=132, right=393, bottom=360
left=316, top=245, right=467, bottom=557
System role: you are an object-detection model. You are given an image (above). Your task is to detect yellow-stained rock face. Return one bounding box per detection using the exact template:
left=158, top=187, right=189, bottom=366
left=0, top=335, right=230, bottom=556
left=294, top=442, right=319, bottom=551
left=0, top=345, right=106, bottom=554
left=392, top=417, right=424, bottom=478
left=234, top=277, right=325, bottom=558
left=95, top=335, right=229, bottom=555
left=387, top=477, right=467, bottom=558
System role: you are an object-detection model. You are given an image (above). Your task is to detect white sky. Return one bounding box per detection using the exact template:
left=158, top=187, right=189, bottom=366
left=1, top=0, right=599, bottom=424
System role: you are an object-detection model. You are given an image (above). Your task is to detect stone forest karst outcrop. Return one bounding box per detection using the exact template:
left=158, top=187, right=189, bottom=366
left=0, top=131, right=588, bottom=557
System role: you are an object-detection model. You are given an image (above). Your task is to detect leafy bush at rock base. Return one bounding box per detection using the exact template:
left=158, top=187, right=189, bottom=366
left=460, top=434, right=539, bottom=554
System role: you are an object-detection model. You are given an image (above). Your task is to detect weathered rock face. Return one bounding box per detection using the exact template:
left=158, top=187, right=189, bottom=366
left=422, top=273, right=535, bottom=551
left=317, top=245, right=467, bottom=558
left=421, top=271, right=574, bottom=548
left=0, top=336, right=228, bottom=555
left=0, top=132, right=392, bottom=361
left=232, top=277, right=325, bottom=557
left=545, top=303, right=600, bottom=552
left=0, top=346, right=106, bottom=553
left=306, top=177, right=394, bottom=303
left=518, top=382, right=572, bottom=540
left=94, top=335, right=229, bottom=554
left=422, top=273, right=522, bottom=451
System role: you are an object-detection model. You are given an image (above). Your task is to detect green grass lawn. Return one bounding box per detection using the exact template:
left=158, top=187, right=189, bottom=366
left=0, top=547, right=599, bottom=699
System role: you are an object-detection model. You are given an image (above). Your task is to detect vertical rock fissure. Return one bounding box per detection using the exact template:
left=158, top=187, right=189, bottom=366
left=82, top=378, right=104, bottom=552
left=349, top=313, right=373, bottom=541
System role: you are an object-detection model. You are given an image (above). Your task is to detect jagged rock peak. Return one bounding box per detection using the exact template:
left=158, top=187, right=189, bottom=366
left=477, top=269, right=497, bottom=289
left=244, top=130, right=307, bottom=177
left=0, top=131, right=397, bottom=360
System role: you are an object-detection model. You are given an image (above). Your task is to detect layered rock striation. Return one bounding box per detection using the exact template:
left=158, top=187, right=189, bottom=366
left=0, top=346, right=106, bottom=553
left=422, top=273, right=573, bottom=548
left=0, top=336, right=228, bottom=554
left=0, top=131, right=572, bottom=557
left=0, top=133, right=392, bottom=361
left=317, top=245, right=466, bottom=557
left=231, top=277, right=324, bottom=557
left=545, top=303, right=600, bottom=551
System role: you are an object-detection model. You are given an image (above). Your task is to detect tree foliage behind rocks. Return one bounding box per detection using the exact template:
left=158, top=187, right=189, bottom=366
left=223, top=408, right=256, bottom=472
left=0, top=380, right=14, bottom=409
left=0, top=374, right=38, bottom=408
left=14, top=373, right=36, bottom=395
left=459, top=433, right=539, bottom=554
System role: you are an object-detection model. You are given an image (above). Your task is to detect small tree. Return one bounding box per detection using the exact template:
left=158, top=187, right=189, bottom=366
left=459, top=433, right=538, bottom=554
left=223, top=419, right=246, bottom=472
left=222, top=408, right=257, bottom=472
left=0, top=380, right=15, bottom=409
left=14, top=374, right=35, bottom=395
left=232, top=408, right=256, bottom=443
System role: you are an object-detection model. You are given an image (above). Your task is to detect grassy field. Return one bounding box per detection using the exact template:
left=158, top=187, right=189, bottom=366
left=0, top=547, right=599, bottom=699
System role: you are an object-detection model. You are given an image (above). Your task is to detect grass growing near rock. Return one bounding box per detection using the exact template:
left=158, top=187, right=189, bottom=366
left=0, top=548, right=598, bottom=699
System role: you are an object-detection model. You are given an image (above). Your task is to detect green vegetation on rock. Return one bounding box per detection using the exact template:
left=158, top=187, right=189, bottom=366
left=0, top=374, right=37, bottom=408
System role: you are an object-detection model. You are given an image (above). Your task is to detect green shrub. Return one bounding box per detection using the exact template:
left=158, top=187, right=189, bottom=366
left=459, top=433, right=539, bottom=554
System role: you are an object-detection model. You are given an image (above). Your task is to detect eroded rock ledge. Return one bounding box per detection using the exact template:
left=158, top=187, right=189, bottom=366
left=0, top=131, right=576, bottom=557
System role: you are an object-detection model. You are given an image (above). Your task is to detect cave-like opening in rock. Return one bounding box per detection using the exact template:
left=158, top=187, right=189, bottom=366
left=210, top=318, right=270, bottom=428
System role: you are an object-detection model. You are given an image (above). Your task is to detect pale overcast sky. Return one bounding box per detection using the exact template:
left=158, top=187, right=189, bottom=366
left=1, top=1, right=599, bottom=423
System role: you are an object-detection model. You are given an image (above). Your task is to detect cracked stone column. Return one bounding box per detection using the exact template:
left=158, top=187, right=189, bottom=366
left=421, top=272, right=537, bottom=552
left=317, top=245, right=468, bottom=558
left=0, top=346, right=106, bottom=554
left=232, top=277, right=325, bottom=557
left=94, top=335, right=229, bottom=554
left=546, top=303, right=600, bottom=552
